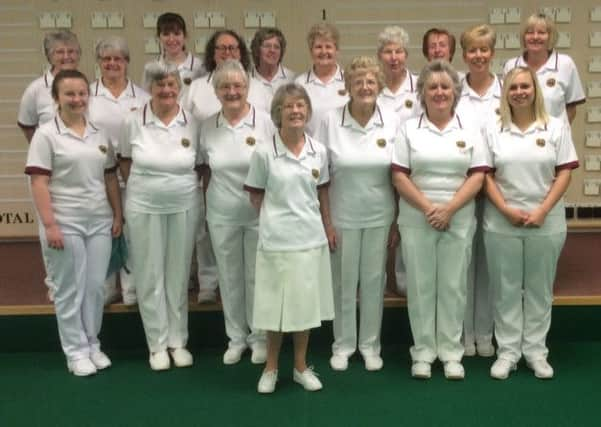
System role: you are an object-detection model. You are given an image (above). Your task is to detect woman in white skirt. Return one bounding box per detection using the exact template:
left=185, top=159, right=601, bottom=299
left=484, top=67, right=578, bottom=380
left=244, top=83, right=334, bottom=394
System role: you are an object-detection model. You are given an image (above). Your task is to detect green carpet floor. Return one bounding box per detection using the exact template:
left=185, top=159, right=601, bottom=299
left=1, top=307, right=600, bottom=427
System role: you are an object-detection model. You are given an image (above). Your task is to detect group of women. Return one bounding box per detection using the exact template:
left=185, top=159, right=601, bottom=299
left=19, top=11, right=583, bottom=391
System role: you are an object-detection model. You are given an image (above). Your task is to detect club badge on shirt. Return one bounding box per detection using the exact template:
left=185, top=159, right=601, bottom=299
left=376, top=138, right=386, bottom=148
left=405, top=99, right=413, bottom=109
left=246, top=136, right=256, bottom=146
left=338, top=89, right=347, bottom=96
left=98, top=145, right=108, bottom=154
left=312, top=168, right=320, bottom=180
left=183, top=77, right=192, bottom=86
left=536, top=138, right=546, bottom=147
left=456, top=140, right=466, bottom=148
left=181, top=138, right=190, bottom=148
left=546, top=78, right=556, bottom=88
left=495, top=108, right=500, bottom=115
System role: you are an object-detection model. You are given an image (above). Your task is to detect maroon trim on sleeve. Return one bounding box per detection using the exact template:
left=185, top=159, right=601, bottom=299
left=555, top=161, right=579, bottom=172
left=118, top=155, right=132, bottom=161
left=566, top=99, right=586, bottom=107
left=317, top=181, right=330, bottom=189
left=104, top=166, right=118, bottom=174
left=467, top=166, right=491, bottom=175
left=391, top=164, right=411, bottom=175
left=25, top=166, right=51, bottom=176
left=194, top=164, right=208, bottom=172
left=243, top=184, right=265, bottom=194
left=17, top=122, right=37, bottom=130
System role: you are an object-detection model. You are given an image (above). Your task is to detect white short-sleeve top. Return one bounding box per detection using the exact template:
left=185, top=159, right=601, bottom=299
left=251, top=64, right=295, bottom=95
left=183, top=72, right=271, bottom=122
left=17, top=70, right=56, bottom=129
left=483, top=116, right=579, bottom=236
left=200, top=105, right=275, bottom=226
left=88, top=79, right=150, bottom=149
left=119, top=103, right=201, bottom=214
left=455, top=73, right=502, bottom=133
left=377, top=70, right=422, bottom=124
left=392, top=114, right=490, bottom=228
left=244, top=133, right=329, bottom=251
left=503, top=51, right=586, bottom=123
left=25, top=115, right=116, bottom=225
left=316, top=104, right=398, bottom=229
left=294, top=65, right=349, bottom=136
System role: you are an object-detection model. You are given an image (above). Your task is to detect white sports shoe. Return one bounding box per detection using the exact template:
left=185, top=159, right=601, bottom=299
left=170, top=348, right=194, bottom=368
left=490, top=358, right=516, bottom=380
left=149, top=350, right=170, bottom=371
left=257, top=370, right=278, bottom=394
left=68, top=358, right=97, bottom=377
left=90, top=351, right=112, bottom=370
left=293, top=367, right=323, bottom=391
left=528, top=359, right=554, bottom=379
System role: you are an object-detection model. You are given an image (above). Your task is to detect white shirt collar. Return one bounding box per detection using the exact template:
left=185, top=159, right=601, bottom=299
left=340, top=103, right=385, bottom=131
left=305, top=64, right=344, bottom=85
left=272, top=132, right=317, bottom=160
left=216, top=105, right=256, bottom=129
left=142, top=102, right=188, bottom=127
left=252, top=64, right=288, bottom=84
left=417, top=113, right=464, bottom=133
left=93, top=78, right=137, bottom=99
left=381, top=70, right=415, bottom=98
left=461, top=73, right=502, bottom=100
left=54, top=114, right=99, bottom=138
left=515, top=50, right=559, bottom=72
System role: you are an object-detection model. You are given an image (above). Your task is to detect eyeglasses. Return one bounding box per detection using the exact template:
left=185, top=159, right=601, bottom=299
left=100, top=56, right=125, bottom=63
left=261, top=43, right=281, bottom=50
left=218, top=82, right=246, bottom=91
left=215, top=45, right=240, bottom=53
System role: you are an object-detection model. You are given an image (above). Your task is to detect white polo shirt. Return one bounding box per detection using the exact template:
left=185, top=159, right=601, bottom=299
left=294, top=65, right=349, bottom=136
left=244, top=133, right=329, bottom=251
left=251, top=64, right=295, bottom=94
left=119, top=103, right=201, bottom=214
left=455, top=73, right=502, bottom=133
left=18, top=70, right=56, bottom=129
left=377, top=70, right=422, bottom=124
left=503, top=51, right=586, bottom=122
left=483, top=117, right=578, bottom=236
left=25, top=115, right=116, bottom=225
left=183, top=72, right=271, bottom=122
left=316, top=104, right=398, bottom=229
left=200, top=106, right=275, bottom=226
left=143, top=52, right=206, bottom=100
left=392, top=114, right=490, bottom=229
left=88, top=78, right=150, bottom=149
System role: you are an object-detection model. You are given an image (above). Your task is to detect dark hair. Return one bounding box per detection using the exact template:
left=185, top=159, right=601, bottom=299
left=156, top=12, right=187, bottom=38
left=422, top=28, right=456, bottom=61
left=250, top=27, right=287, bottom=67
left=203, top=29, right=251, bottom=73
left=51, top=69, right=89, bottom=100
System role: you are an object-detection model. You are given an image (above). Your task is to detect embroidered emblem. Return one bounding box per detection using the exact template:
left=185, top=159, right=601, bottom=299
left=495, top=108, right=500, bottom=115
left=183, top=77, right=192, bottom=85
left=98, top=145, right=108, bottom=154
left=405, top=99, right=413, bottom=109
left=246, top=136, right=256, bottom=146
left=312, top=169, right=320, bottom=179
left=377, top=138, right=386, bottom=148
left=546, top=78, right=556, bottom=87
left=536, top=138, right=546, bottom=147
left=338, top=89, right=347, bottom=96
left=456, top=140, right=466, bottom=148
left=130, top=107, right=138, bottom=111
left=181, top=138, right=190, bottom=148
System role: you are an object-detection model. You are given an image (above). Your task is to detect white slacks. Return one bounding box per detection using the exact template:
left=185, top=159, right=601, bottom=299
left=127, top=206, right=199, bottom=353
left=401, top=223, right=475, bottom=363
left=331, top=226, right=388, bottom=358
left=208, top=222, right=265, bottom=351
left=196, top=194, right=218, bottom=293
left=484, top=231, right=566, bottom=364
left=394, top=239, right=407, bottom=295
left=45, top=230, right=112, bottom=361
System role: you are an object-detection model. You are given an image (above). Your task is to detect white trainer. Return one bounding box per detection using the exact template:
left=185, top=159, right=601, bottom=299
left=257, top=370, right=278, bottom=394
left=90, top=351, right=112, bottom=370
left=364, top=355, right=383, bottom=371
left=411, top=361, right=431, bottom=379
left=528, top=359, right=554, bottom=379
left=149, top=350, right=170, bottom=371
left=490, top=358, right=516, bottom=380
left=170, top=348, right=194, bottom=368
left=464, top=342, right=476, bottom=357
left=444, top=361, right=465, bottom=380
left=293, top=367, right=323, bottom=391
left=477, top=342, right=496, bottom=357
left=68, top=358, right=97, bottom=377
left=329, top=354, right=348, bottom=371
left=223, top=347, right=246, bottom=365
left=251, top=346, right=267, bottom=364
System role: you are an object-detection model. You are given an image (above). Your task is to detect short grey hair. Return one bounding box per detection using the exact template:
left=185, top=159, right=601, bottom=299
left=211, top=59, right=249, bottom=90
left=95, top=36, right=130, bottom=62
left=416, top=60, right=462, bottom=113
left=143, top=61, right=182, bottom=92
left=43, top=30, right=80, bottom=62
left=270, top=83, right=312, bottom=129
left=377, top=26, right=410, bottom=53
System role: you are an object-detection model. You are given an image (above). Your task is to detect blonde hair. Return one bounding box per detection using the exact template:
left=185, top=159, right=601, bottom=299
left=521, top=13, right=557, bottom=50
left=307, top=22, right=340, bottom=49
left=344, top=56, right=385, bottom=96
left=499, top=67, right=549, bottom=128
left=460, top=24, right=496, bottom=52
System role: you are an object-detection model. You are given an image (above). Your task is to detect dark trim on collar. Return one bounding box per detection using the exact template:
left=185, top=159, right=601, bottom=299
left=375, top=105, right=384, bottom=126
left=417, top=114, right=424, bottom=128
left=216, top=105, right=256, bottom=128
left=306, top=134, right=317, bottom=154
left=409, top=73, right=414, bottom=92
left=131, top=81, right=136, bottom=97
left=143, top=104, right=148, bottom=125
left=189, top=54, right=194, bottom=72
left=340, top=104, right=347, bottom=126
left=456, top=114, right=463, bottom=129
left=272, top=134, right=278, bottom=156
left=44, top=72, right=49, bottom=88
left=89, top=121, right=99, bottom=131
left=95, top=80, right=100, bottom=96
left=305, top=71, right=310, bottom=84
left=54, top=117, right=60, bottom=133
left=181, top=108, right=188, bottom=125
left=207, top=72, right=213, bottom=83
left=341, top=104, right=384, bottom=127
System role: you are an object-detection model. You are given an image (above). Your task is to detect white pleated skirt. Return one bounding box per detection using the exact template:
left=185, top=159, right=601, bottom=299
left=253, top=244, right=334, bottom=332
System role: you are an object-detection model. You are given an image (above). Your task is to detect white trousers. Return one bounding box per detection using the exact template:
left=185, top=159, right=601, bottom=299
left=209, top=222, right=265, bottom=350
left=127, top=206, right=199, bottom=353
left=464, top=204, right=493, bottom=346
left=484, top=231, right=566, bottom=364
left=196, top=195, right=218, bottom=292
left=401, top=223, right=474, bottom=363
left=44, top=230, right=111, bottom=361
left=104, top=190, right=135, bottom=303
left=331, top=226, right=388, bottom=358
left=394, top=238, right=407, bottom=295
